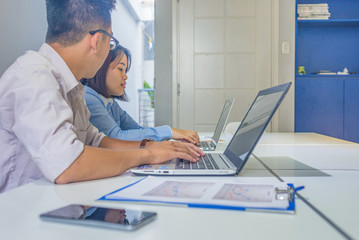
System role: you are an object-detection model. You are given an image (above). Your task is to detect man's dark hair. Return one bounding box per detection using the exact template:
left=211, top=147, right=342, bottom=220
left=82, top=45, right=132, bottom=101
left=45, top=0, right=116, bottom=46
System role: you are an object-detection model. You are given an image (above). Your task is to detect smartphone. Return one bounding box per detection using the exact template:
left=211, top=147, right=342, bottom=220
left=40, top=204, right=157, bottom=231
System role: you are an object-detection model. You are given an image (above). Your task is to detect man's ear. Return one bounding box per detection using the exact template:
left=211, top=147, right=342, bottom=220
left=89, top=33, right=100, bottom=52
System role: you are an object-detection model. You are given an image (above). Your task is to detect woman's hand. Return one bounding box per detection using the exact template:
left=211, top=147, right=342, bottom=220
left=171, top=128, right=200, bottom=145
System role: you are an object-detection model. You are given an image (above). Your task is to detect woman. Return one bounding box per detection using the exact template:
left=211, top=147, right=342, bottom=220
left=82, top=45, right=199, bottom=144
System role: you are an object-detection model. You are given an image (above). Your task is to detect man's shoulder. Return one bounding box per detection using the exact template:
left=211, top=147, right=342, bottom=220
left=17, top=50, right=53, bottom=70
left=5, top=50, right=54, bottom=79
left=0, top=50, right=55, bottom=88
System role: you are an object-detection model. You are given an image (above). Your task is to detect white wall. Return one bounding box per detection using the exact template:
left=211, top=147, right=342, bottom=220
left=0, top=1, right=47, bottom=76
left=112, top=1, right=144, bottom=122
left=278, top=0, right=295, bottom=132
left=154, top=0, right=174, bottom=126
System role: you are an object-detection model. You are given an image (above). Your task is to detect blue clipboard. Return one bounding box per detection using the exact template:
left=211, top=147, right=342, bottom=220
left=98, top=178, right=303, bottom=214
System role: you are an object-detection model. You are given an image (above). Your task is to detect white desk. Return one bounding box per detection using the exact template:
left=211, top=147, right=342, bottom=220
left=253, top=133, right=359, bottom=239
left=0, top=133, right=357, bottom=240
left=258, top=132, right=354, bottom=145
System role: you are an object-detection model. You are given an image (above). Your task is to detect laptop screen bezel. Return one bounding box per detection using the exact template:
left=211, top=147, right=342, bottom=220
left=211, top=98, right=235, bottom=144
left=223, top=83, right=291, bottom=173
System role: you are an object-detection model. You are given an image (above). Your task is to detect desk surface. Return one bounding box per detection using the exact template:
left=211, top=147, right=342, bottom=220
left=0, top=133, right=358, bottom=240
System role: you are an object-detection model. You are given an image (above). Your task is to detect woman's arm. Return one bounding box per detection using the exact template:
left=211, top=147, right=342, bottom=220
left=85, top=91, right=172, bottom=141
left=84, top=88, right=198, bottom=143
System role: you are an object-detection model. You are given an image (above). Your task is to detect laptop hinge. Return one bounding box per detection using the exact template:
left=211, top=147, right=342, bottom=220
left=219, top=155, right=236, bottom=169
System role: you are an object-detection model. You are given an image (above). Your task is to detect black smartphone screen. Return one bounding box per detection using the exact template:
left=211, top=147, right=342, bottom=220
left=40, top=204, right=157, bottom=231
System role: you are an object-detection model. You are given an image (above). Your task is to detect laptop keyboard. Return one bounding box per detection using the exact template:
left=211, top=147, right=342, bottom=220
left=175, top=154, right=219, bottom=170
left=200, top=141, right=215, bottom=148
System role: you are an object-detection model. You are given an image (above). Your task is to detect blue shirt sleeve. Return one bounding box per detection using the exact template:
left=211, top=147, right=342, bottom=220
left=84, top=86, right=172, bottom=141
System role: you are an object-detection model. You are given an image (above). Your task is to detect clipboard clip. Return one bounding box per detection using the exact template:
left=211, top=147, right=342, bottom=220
left=275, top=185, right=304, bottom=202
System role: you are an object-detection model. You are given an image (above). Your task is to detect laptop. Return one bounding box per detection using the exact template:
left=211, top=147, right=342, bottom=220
left=130, top=82, right=291, bottom=176
left=199, top=98, right=234, bottom=151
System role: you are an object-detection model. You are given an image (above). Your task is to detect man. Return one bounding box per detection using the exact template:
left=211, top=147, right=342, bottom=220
left=0, top=0, right=203, bottom=193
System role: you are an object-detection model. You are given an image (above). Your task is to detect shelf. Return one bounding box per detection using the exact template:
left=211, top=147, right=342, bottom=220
left=296, top=74, right=359, bottom=78
left=297, top=19, right=359, bottom=27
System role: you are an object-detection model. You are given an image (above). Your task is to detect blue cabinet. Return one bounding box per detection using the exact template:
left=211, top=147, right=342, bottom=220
left=344, top=79, right=359, bottom=143
left=295, top=77, right=344, bottom=139
left=295, top=0, right=359, bottom=143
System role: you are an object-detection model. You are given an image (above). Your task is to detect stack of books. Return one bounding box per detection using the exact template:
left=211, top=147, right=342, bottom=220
left=297, top=3, right=330, bottom=20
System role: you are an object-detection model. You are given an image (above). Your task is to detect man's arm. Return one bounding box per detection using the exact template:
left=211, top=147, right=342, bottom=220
left=55, top=145, right=149, bottom=184
left=98, top=136, right=142, bottom=149
left=55, top=140, right=203, bottom=184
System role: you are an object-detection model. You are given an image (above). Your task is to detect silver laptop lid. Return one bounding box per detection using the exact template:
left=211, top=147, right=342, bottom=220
left=211, top=99, right=235, bottom=144
left=223, top=83, right=291, bottom=173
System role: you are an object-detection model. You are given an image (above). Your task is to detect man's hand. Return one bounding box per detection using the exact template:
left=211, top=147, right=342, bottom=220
left=145, top=141, right=204, bottom=165
left=171, top=128, right=200, bottom=145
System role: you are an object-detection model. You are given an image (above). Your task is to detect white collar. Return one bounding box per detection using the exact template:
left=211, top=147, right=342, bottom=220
left=100, top=94, right=114, bottom=106
left=39, top=43, right=79, bottom=94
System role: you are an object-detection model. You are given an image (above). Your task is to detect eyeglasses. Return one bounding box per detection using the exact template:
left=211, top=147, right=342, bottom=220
left=89, top=29, right=119, bottom=51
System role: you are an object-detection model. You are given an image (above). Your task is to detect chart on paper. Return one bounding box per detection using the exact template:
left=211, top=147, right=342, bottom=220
left=213, top=184, right=273, bottom=202
left=143, top=181, right=215, bottom=199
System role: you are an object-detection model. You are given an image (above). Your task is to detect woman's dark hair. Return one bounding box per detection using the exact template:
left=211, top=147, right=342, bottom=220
left=82, top=45, right=132, bottom=101
left=45, top=0, right=116, bottom=46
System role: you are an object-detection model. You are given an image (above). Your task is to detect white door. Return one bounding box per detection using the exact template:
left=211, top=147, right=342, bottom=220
left=175, top=0, right=275, bottom=131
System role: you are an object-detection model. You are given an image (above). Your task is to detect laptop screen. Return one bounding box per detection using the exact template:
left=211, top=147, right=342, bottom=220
left=212, top=99, right=234, bottom=143
left=223, top=83, right=291, bottom=172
